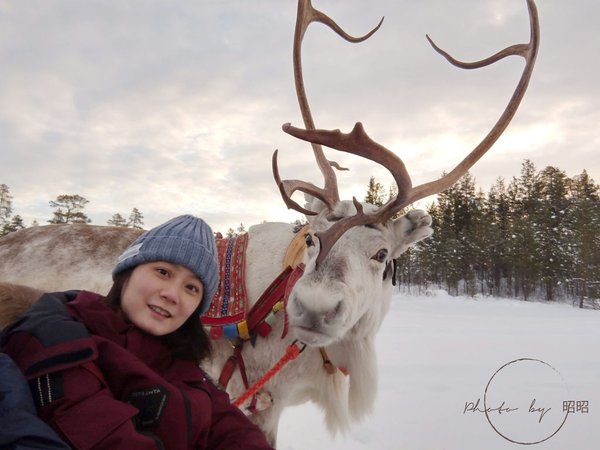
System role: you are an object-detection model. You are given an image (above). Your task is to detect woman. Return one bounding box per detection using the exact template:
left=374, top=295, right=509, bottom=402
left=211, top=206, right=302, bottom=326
left=0, top=215, right=274, bottom=450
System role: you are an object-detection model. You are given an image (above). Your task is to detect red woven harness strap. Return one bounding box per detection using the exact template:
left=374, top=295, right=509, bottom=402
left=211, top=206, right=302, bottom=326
left=234, top=345, right=259, bottom=412
left=281, top=264, right=305, bottom=338
left=217, top=354, right=238, bottom=389
left=217, top=265, right=299, bottom=391
left=245, top=266, right=293, bottom=331
left=217, top=344, right=259, bottom=411
left=218, top=343, right=251, bottom=387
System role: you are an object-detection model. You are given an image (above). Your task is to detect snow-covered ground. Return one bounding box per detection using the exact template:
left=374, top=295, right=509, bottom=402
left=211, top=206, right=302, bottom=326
left=277, top=291, right=600, bottom=449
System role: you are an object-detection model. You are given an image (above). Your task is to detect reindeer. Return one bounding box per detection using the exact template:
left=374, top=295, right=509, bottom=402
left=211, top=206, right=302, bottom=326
left=0, top=0, right=539, bottom=445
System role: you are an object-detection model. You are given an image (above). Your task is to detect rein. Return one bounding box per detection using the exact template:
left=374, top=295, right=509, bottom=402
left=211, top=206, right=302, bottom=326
left=233, top=340, right=306, bottom=408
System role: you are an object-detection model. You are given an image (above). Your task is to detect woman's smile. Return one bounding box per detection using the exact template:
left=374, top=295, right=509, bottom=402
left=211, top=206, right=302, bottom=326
left=148, top=304, right=172, bottom=318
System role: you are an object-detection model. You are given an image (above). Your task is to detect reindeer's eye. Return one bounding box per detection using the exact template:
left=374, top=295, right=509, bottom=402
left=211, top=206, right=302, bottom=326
left=305, top=233, right=314, bottom=247
left=372, top=248, right=388, bottom=263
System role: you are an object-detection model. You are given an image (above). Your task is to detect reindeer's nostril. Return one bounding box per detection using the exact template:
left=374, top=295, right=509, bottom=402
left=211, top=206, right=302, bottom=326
left=323, top=301, right=342, bottom=324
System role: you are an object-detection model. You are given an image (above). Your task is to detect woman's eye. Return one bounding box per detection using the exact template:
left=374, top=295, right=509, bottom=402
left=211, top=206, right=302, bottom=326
left=371, top=248, right=388, bottom=263
left=156, top=268, right=169, bottom=276
left=305, top=233, right=314, bottom=247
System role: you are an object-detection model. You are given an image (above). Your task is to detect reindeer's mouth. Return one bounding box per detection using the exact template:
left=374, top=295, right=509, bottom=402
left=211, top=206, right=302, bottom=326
left=292, top=325, right=334, bottom=347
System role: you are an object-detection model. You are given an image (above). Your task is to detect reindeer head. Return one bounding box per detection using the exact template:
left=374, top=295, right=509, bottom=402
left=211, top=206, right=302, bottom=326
left=275, top=0, right=539, bottom=347
left=288, top=197, right=432, bottom=346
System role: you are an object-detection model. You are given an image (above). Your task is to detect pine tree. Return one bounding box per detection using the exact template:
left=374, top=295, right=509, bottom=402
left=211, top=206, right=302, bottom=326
left=431, top=172, right=482, bottom=295
left=237, top=223, right=246, bottom=235
left=107, top=213, right=128, bottom=227
left=3, top=215, right=25, bottom=234
left=506, top=161, right=543, bottom=300
left=419, top=202, right=443, bottom=287
left=0, top=184, right=14, bottom=236
left=486, top=178, right=512, bottom=296
left=364, top=177, right=385, bottom=206
left=128, top=208, right=144, bottom=229
left=470, top=187, right=491, bottom=295
left=569, top=170, right=600, bottom=305
left=537, top=166, right=571, bottom=300
left=48, top=194, right=91, bottom=224
left=431, top=180, right=461, bottom=294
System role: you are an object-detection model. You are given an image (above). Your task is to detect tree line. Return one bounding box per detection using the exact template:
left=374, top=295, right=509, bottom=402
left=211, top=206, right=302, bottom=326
left=0, top=187, right=144, bottom=236
left=3, top=160, right=599, bottom=304
left=0, top=185, right=248, bottom=239
left=366, top=160, right=600, bottom=304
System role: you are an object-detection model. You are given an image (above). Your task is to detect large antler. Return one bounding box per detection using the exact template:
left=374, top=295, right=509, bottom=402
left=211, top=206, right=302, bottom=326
left=278, top=0, right=540, bottom=268
left=272, top=0, right=383, bottom=215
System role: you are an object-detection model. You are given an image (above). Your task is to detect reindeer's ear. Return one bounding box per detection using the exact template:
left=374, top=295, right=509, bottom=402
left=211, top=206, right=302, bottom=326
left=390, top=209, right=433, bottom=258
left=303, top=194, right=330, bottom=227
left=303, top=193, right=327, bottom=214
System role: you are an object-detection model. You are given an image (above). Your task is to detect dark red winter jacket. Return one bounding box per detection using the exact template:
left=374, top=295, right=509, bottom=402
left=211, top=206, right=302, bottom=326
left=1, top=290, right=274, bottom=450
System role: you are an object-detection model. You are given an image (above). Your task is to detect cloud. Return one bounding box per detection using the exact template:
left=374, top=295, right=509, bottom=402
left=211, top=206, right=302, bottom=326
left=0, top=0, right=597, bottom=232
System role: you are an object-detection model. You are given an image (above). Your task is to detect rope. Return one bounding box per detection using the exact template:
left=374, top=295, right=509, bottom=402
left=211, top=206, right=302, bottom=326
left=233, top=341, right=305, bottom=408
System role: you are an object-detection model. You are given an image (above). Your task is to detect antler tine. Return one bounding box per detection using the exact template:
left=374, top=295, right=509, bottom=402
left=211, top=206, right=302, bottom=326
left=407, top=0, right=539, bottom=205
left=272, top=149, right=322, bottom=216
left=273, top=0, right=384, bottom=212
left=282, top=121, right=412, bottom=217
left=283, top=0, right=540, bottom=267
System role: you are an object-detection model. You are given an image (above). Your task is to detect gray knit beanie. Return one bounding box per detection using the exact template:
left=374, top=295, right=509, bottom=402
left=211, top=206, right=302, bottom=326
left=112, top=215, right=219, bottom=315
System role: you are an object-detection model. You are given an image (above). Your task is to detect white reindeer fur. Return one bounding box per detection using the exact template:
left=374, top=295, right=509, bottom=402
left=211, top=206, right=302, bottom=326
left=0, top=200, right=432, bottom=445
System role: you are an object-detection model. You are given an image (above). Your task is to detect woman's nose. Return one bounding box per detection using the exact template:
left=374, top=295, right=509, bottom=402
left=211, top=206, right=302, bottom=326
left=160, top=284, right=180, bottom=304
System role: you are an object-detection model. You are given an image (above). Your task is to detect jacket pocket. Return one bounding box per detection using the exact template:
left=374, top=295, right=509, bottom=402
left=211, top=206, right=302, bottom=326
left=54, top=388, right=140, bottom=450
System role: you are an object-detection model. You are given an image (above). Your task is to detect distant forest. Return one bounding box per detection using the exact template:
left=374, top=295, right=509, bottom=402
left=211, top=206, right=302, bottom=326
left=0, top=189, right=144, bottom=234
left=2, top=159, right=599, bottom=305
left=367, top=160, right=599, bottom=305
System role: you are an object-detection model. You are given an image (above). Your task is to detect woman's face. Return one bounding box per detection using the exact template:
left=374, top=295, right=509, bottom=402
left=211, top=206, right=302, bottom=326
left=120, top=261, right=204, bottom=336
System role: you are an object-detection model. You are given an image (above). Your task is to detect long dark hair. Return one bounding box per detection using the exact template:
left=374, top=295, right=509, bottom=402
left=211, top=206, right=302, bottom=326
left=104, top=268, right=212, bottom=362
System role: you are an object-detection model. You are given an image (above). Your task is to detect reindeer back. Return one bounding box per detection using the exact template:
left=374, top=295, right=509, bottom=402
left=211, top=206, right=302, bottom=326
left=0, top=283, right=44, bottom=329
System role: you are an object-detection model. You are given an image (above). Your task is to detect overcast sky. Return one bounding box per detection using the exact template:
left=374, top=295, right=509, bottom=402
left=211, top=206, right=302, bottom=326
left=1, top=0, right=598, bottom=233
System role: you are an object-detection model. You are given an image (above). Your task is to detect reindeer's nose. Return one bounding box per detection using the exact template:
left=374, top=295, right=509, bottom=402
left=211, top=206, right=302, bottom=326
left=291, top=295, right=343, bottom=327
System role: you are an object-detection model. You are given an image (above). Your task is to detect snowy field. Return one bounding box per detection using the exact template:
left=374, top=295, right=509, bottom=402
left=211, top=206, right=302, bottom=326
left=277, top=291, right=600, bottom=449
